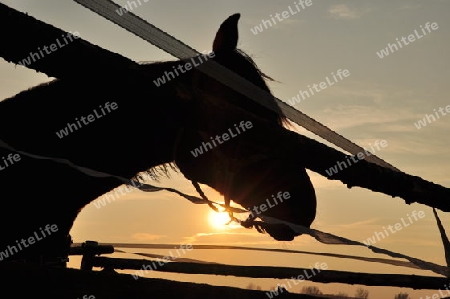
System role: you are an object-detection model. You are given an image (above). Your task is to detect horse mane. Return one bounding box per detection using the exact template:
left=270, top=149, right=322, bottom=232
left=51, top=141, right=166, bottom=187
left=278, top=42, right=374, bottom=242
left=137, top=163, right=179, bottom=182
left=232, top=49, right=289, bottom=126
left=234, top=49, right=275, bottom=86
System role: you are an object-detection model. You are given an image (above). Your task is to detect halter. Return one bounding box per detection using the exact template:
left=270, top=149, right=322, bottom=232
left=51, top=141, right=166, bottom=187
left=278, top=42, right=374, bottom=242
left=172, top=113, right=242, bottom=223
left=171, top=72, right=278, bottom=231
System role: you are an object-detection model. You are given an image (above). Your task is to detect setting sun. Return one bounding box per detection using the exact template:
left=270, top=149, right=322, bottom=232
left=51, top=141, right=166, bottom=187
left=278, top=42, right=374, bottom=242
left=208, top=210, right=232, bottom=229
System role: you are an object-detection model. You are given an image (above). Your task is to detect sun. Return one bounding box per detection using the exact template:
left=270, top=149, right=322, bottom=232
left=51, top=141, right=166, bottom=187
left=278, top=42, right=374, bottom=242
left=208, top=210, right=232, bottom=230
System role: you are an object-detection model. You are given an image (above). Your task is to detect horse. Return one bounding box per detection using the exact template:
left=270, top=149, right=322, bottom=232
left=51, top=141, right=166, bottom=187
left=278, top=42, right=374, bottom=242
left=0, top=13, right=316, bottom=266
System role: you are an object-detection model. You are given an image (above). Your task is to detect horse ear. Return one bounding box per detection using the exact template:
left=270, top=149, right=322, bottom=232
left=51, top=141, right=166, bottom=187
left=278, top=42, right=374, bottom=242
left=212, top=13, right=240, bottom=53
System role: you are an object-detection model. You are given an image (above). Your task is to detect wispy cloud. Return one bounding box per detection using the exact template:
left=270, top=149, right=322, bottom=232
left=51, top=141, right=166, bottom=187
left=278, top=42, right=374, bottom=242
left=184, top=231, right=286, bottom=245
left=305, top=81, right=448, bottom=134
left=396, top=4, right=422, bottom=11
left=327, top=4, right=369, bottom=20
left=333, top=218, right=379, bottom=229
left=131, top=233, right=166, bottom=241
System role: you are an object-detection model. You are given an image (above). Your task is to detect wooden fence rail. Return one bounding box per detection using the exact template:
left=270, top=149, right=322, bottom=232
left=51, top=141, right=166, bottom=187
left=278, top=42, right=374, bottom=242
left=88, top=256, right=449, bottom=290
left=1, top=2, right=450, bottom=212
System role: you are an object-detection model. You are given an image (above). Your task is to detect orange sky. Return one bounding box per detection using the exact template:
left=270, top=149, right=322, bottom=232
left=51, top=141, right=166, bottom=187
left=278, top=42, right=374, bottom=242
left=1, top=0, right=450, bottom=298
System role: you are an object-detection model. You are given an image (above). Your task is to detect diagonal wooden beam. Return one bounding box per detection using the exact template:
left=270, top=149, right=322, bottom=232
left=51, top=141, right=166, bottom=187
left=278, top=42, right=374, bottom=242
left=0, top=2, right=139, bottom=80
left=190, top=99, right=450, bottom=212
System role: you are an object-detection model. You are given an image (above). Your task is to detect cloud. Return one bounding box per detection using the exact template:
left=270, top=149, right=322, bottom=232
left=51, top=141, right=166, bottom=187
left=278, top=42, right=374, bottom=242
left=184, top=231, right=259, bottom=244
left=184, top=231, right=299, bottom=245
left=327, top=4, right=368, bottom=20
left=396, top=4, right=422, bottom=11
left=294, top=81, right=449, bottom=134
left=183, top=230, right=317, bottom=247
left=131, top=233, right=165, bottom=241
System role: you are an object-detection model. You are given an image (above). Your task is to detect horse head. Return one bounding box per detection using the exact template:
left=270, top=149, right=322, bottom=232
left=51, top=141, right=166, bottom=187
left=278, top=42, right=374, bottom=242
left=172, top=14, right=317, bottom=241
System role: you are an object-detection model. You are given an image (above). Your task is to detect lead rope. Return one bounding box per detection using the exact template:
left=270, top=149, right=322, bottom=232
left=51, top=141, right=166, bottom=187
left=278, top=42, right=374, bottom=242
left=172, top=118, right=233, bottom=216
left=191, top=181, right=220, bottom=213
left=2, top=137, right=446, bottom=276
left=184, top=127, right=242, bottom=222
left=172, top=125, right=218, bottom=213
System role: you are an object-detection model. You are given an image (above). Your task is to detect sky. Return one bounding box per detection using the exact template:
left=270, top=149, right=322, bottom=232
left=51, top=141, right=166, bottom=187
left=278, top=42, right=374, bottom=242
left=1, top=0, right=450, bottom=298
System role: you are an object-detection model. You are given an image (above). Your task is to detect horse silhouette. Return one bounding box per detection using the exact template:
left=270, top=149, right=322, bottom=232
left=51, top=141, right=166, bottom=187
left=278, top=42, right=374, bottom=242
left=0, top=13, right=316, bottom=265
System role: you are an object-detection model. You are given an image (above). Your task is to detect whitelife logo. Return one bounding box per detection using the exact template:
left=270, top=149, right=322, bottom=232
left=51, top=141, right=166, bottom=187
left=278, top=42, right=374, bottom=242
left=0, top=224, right=59, bottom=261
left=55, top=102, right=118, bottom=139
left=131, top=244, right=193, bottom=279
left=190, top=121, right=253, bottom=157
left=250, top=0, right=313, bottom=35
left=287, top=69, right=350, bottom=107
left=376, top=22, right=439, bottom=59
left=247, top=191, right=290, bottom=219
left=362, top=210, right=425, bottom=246
left=325, top=140, right=388, bottom=177
left=265, top=262, right=328, bottom=298
left=153, top=51, right=215, bottom=87
left=414, top=104, right=450, bottom=129
left=0, top=153, right=21, bottom=172
left=17, top=32, right=80, bottom=67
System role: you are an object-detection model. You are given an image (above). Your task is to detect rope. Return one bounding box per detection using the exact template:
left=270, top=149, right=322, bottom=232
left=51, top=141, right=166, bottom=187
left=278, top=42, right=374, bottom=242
left=191, top=180, right=219, bottom=212
left=1, top=137, right=446, bottom=276
left=0, top=138, right=213, bottom=206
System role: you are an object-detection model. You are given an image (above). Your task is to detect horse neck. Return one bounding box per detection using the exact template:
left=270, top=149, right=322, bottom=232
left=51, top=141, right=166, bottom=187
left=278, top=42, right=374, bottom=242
left=0, top=72, right=185, bottom=180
